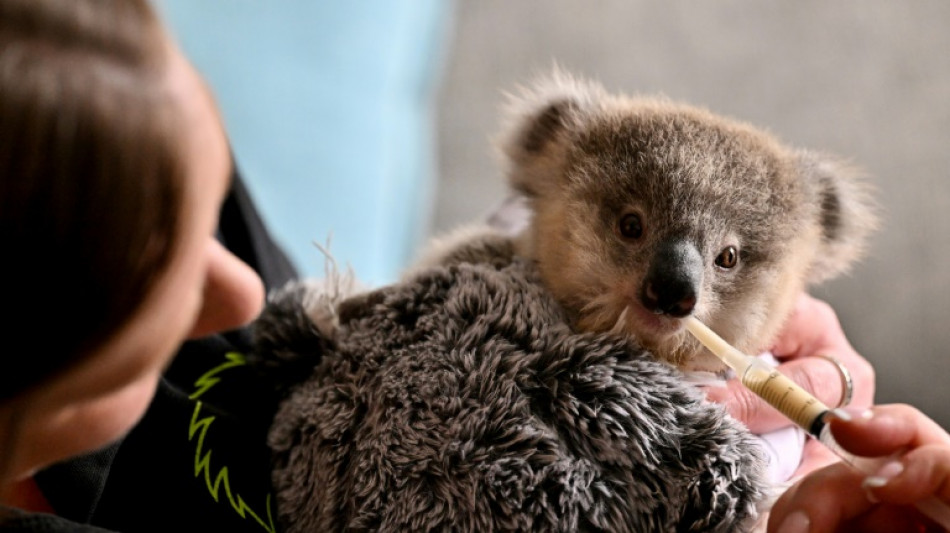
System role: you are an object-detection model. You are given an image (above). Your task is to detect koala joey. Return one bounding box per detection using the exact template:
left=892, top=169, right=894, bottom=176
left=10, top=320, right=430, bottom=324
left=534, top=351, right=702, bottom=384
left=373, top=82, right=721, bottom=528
left=425, top=72, right=877, bottom=372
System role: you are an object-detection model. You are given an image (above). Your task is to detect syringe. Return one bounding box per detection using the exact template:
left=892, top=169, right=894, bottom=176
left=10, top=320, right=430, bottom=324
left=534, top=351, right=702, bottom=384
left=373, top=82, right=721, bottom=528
left=683, top=316, right=950, bottom=529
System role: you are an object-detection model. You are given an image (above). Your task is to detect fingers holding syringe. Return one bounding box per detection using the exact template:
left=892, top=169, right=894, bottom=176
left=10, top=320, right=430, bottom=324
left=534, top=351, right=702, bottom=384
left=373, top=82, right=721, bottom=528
left=830, top=405, right=950, bottom=504
left=861, top=444, right=950, bottom=508
left=769, top=462, right=882, bottom=532
left=828, top=404, right=950, bottom=454
left=768, top=462, right=940, bottom=533
left=769, top=407, right=950, bottom=532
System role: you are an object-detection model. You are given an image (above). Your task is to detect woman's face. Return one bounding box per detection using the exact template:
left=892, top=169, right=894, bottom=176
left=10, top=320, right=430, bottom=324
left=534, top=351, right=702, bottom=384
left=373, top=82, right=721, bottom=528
left=1, top=44, right=265, bottom=483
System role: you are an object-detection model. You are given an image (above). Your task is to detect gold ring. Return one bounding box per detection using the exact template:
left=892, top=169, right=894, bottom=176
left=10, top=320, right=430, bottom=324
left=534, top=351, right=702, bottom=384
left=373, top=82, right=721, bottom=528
left=815, top=354, right=854, bottom=408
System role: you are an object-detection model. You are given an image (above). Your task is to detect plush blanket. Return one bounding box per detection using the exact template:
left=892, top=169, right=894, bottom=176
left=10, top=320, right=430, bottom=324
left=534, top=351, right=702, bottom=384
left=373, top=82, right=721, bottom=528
left=252, top=248, right=769, bottom=532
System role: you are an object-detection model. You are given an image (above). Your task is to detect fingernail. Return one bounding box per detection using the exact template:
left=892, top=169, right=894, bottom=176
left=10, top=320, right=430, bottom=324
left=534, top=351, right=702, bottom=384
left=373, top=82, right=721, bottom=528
left=828, top=407, right=872, bottom=422
left=827, top=408, right=852, bottom=422
left=776, top=510, right=811, bottom=533
left=862, top=461, right=904, bottom=490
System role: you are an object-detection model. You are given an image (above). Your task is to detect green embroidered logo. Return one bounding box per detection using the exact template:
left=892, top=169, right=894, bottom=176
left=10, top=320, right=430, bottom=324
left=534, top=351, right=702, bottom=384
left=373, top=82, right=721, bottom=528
left=188, top=351, right=276, bottom=533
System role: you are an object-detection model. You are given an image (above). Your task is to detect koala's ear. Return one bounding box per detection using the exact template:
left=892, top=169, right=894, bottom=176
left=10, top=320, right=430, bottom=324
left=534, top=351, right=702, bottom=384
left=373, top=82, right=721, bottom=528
left=512, top=98, right=579, bottom=154
left=797, top=151, right=880, bottom=283
left=498, top=71, right=602, bottom=198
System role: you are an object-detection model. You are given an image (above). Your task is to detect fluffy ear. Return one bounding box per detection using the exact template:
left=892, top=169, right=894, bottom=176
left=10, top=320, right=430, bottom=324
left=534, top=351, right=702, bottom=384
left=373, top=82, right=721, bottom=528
left=797, top=151, right=880, bottom=283
left=498, top=70, right=603, bottom=198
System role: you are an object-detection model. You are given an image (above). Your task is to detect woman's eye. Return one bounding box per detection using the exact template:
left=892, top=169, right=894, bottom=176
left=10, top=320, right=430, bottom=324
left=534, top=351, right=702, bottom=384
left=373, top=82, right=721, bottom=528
left=715, top=246, right=739, bottom=269
left=618, top=213, right=643, bottom=239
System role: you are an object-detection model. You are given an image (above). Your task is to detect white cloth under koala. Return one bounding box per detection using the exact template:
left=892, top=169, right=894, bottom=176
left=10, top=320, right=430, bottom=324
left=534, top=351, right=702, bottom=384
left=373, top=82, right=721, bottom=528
left=757, top=423, right=807, bottom=483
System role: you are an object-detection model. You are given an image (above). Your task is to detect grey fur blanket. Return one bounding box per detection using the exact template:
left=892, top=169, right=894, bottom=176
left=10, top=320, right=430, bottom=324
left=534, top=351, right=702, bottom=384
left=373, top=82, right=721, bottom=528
left=252, top=253, right=769, bottom=532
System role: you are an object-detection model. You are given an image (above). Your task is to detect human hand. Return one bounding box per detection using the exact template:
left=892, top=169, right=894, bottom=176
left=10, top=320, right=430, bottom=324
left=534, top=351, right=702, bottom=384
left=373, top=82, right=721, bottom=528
left=768, top=404, right=950, bottom=532
left=704, top=293, right=875, bottom=475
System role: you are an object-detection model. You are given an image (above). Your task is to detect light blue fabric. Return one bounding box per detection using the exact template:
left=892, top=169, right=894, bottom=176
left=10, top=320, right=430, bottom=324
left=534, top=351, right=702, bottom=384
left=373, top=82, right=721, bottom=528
left=157, top=1, right=452, bottom=284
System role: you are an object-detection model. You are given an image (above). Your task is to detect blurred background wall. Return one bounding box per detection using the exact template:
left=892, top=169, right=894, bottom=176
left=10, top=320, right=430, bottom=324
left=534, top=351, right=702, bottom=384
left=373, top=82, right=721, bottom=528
left=435, top=1, right=950, bottom=428
left=158, top=0, right=451, bottom=285
left=159, top=1, right=950, bottom=428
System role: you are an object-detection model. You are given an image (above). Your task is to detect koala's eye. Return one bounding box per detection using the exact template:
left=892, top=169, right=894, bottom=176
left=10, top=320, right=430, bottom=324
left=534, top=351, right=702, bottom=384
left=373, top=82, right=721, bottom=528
left=618, top=213, right=643, bottom=239
left=715, top=246, right=739, bottom=269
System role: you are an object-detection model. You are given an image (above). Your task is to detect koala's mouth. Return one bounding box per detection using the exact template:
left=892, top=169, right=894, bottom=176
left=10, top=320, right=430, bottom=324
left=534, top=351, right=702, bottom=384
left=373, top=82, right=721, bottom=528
left=624, top=302, right=686, bottom=338
left=615, top=303, right=715, bottom=368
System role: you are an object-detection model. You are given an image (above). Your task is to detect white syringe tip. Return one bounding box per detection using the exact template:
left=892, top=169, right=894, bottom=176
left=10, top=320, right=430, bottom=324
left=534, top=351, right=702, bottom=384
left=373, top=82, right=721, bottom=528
left=682, top=316, right=750, bottom=372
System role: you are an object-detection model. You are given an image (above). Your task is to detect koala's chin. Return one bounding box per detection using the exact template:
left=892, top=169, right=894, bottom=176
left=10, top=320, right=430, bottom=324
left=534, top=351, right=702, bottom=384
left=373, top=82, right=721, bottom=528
left=624, top=318, right=726, bottom=372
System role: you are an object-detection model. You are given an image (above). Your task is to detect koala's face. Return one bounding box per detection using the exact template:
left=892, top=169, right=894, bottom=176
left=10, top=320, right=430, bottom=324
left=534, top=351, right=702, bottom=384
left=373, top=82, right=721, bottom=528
left=504, top=76, right=875, bottom=370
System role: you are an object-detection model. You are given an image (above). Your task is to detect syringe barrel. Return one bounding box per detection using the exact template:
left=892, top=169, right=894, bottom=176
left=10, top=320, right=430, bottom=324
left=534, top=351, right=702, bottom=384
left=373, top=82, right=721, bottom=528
left=739, top=359, right=829, bottom=434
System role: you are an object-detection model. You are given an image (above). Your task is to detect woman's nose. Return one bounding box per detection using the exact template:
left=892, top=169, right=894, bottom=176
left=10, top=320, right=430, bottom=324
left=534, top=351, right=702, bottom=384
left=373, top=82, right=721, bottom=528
left=187, top=239, right=265, bottom=339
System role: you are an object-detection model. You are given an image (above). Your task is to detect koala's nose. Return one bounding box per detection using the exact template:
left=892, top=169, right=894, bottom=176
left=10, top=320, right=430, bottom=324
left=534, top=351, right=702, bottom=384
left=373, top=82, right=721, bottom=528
left=640, top=239, right=703, bottom=318
left=642, top=280, right=697, bottom=317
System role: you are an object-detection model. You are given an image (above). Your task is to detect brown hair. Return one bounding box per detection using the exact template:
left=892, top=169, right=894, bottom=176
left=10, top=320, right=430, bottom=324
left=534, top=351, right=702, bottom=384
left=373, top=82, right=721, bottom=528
left=0, top=0, right=187, bottom=400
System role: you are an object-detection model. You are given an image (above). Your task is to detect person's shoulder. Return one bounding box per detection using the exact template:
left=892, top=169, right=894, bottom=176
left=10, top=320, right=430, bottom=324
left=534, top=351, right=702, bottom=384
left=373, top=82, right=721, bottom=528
left=0, top=508, right=116, bottom=533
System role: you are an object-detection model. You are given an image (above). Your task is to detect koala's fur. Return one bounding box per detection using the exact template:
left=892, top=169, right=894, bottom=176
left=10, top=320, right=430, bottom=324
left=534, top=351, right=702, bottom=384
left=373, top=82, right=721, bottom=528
left=425, top=71, right=877, bottom=370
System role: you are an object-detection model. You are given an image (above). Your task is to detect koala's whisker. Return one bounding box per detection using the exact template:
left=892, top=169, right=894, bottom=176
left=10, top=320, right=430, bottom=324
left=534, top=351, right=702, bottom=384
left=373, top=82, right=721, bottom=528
left=610, top=306, right=631, bottom=336
left=579, top=291, right=612, bottom=314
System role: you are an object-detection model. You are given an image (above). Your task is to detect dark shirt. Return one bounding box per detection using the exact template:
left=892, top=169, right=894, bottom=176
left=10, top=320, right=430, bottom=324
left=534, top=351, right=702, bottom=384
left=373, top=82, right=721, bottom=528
left=5, top=174, right=298, bottom=533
